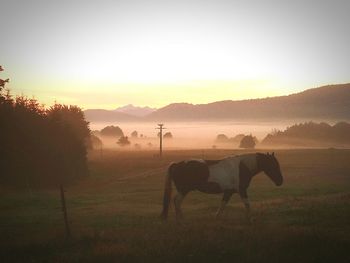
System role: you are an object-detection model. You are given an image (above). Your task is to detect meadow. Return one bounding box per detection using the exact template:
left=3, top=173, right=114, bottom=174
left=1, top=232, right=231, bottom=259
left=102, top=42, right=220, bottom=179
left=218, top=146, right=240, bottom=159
left=1, top=149, right=350, bottom=262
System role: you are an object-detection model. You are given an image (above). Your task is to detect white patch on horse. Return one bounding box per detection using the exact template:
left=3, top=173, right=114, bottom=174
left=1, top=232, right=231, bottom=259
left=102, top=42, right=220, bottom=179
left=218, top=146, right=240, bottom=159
left=208, top=154, right=257, bottom=191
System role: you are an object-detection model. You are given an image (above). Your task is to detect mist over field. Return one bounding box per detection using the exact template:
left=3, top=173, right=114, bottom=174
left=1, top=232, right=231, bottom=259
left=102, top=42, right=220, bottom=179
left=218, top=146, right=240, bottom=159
left=90, top=119, right=350, bottom=150
left=90, top=121, right=285, bottom=147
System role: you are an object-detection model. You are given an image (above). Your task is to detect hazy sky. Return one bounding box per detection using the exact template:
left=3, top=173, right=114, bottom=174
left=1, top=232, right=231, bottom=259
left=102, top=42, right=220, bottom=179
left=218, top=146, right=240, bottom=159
left=1, top=0, right=349, bottom=109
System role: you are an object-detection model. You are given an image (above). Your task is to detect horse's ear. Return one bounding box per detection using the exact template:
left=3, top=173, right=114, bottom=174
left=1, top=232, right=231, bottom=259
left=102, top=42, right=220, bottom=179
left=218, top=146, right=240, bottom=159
left=266, top=152, right=269, bottom=156
left=272, top=152, right=275, bottom=157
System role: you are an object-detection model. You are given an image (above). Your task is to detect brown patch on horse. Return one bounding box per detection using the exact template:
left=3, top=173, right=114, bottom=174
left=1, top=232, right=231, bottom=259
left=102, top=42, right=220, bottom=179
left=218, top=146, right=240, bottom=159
left=171, top=160, right=210, bottom=194
left=170, top=159, right=223, bottom=194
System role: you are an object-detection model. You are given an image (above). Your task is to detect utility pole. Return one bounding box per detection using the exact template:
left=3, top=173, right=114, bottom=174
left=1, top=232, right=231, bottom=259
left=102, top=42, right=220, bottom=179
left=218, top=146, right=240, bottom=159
left=156, top=124, right=166, bottom=157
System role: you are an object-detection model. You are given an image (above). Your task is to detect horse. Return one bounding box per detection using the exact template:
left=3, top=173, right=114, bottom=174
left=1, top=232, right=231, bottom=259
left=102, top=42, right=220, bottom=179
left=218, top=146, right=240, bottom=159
left=160, top=152, right=283, bottom=221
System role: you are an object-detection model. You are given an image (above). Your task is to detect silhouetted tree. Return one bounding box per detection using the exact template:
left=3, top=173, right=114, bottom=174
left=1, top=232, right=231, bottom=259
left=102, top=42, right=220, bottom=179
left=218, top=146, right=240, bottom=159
left=131, top=130, right=138, bottom=138
left=89, top=134, right=103, bottom=150
left=262, top=121, right=350, bottom=146
left=0, top=65, right=9, bottom=89
left=100, top=125, right=124, bottom=137
left=239, top=135, right=256, bottom=149
left=0, top=66, right=90, bottom=187
left=117, top=136, right=130, bottom=146
left=163, top=132, right=173, bottom=139
left=216, top=134, right=229, bottom=142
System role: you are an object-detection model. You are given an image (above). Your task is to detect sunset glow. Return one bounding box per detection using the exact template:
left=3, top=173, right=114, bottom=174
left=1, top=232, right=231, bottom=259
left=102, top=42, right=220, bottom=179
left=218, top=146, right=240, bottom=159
left=1, top=0, right=349, bottom=108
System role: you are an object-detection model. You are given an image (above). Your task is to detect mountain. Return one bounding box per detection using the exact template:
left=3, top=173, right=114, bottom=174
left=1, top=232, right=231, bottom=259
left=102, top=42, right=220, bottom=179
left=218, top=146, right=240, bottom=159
left=84, top=109, right=139, bottom=122
left=146, top=84, right=350, bottom=121
left=115, top=104, right=156, bottom=117
left=84, top=84, right=350, bottom=123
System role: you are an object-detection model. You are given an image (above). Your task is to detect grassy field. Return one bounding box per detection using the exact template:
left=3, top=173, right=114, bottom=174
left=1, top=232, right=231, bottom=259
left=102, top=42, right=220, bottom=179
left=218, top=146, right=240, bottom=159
left=1, top=149, right=350, bottom=262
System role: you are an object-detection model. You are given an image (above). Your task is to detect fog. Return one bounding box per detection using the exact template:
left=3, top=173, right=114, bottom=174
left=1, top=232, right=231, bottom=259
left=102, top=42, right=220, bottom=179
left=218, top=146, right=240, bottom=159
left=90, top=121, right=294, bottom=149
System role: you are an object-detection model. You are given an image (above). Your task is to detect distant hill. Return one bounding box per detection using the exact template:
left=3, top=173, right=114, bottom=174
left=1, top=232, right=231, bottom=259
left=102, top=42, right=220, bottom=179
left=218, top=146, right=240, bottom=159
left=146, top=83, right=350, bottom=121
left=115, top=104, right=156, bottom=117
left=261, top=121, right=350, bottom=147
left=84, top=84, right=350, bottom=123
left=84, top=109, right=140, bottom=122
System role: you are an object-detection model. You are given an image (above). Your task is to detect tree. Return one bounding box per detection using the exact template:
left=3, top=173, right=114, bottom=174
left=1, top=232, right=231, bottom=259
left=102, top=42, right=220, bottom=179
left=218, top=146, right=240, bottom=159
left=216, top=134, right=229, bottom=142
left=117, top=136, right=130, bottom=146
left=163, top=132, right=173, bottom=139
left=46, top=104, right=91, bottom=181
left=239, top=135, right=256, bottom=149
left=230, top=134, right=245, bottom=143
left=131, top=130, right=138, bottom=138
left=0, top=65, right=9, bottom=89
left=89, top=134, right=103, bottom=150
left=261, top=121, right=350, bottom=147
left=0, top=66, right=90, bottom=186
left=100, top=125, right=124, bottom=137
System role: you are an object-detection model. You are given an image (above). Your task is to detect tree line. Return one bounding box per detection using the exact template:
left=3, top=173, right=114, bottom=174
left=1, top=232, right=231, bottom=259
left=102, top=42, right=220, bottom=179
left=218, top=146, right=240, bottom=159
left=262, top=121, right=350, bottom=147
left=0, top=67, right=90, bottom=187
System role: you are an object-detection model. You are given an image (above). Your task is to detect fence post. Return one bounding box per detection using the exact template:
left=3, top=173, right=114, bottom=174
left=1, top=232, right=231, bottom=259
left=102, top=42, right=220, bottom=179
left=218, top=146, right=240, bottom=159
left=60, top=184, right=71, bottom=238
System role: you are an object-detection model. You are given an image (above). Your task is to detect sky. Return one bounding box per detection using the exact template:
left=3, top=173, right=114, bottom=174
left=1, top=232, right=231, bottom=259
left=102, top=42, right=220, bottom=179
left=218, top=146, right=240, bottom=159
left=1, top=0, right=349, bottom=109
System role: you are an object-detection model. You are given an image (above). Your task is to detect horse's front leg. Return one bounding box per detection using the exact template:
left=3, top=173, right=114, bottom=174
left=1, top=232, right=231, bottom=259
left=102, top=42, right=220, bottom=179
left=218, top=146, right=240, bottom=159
left=216, top=190, right=234, bottom=219
left=239, top=188, right=251, bottom=223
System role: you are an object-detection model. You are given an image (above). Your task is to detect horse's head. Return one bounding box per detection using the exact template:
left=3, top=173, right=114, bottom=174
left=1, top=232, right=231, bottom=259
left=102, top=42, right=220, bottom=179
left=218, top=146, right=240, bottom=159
left=260, top=152, right=283, bottom=186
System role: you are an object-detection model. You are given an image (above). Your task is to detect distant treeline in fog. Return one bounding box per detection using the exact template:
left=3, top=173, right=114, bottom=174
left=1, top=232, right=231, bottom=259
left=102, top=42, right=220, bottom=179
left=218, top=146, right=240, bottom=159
left=0, top=87, right=90, bottom=187
left=262, top=122, right=350, bottom=147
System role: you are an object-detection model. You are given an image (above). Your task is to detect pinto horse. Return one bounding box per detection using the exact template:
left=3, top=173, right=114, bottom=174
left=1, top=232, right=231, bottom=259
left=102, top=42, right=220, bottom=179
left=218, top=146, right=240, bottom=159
left=161, top=152, right=283, bottom=221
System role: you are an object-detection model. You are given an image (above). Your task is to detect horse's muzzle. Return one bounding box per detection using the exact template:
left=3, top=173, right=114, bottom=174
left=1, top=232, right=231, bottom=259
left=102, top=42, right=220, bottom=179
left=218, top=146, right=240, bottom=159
left=275, top=177, right=283, bottom=186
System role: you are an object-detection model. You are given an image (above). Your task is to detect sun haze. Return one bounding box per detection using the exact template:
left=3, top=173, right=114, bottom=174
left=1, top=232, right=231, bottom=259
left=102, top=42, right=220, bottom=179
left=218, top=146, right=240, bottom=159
left=1, top=0, right=350, bottom=108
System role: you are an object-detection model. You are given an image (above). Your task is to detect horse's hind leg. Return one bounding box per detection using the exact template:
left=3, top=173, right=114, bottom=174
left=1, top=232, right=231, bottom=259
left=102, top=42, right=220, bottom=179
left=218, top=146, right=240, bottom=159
left=216, top=190, right=234, bottom=219
left=174, top=191, right=188, bottom=221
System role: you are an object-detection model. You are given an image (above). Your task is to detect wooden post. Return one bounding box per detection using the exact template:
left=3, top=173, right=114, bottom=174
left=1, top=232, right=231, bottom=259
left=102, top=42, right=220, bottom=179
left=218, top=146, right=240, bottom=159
left=60, top=184, right=71, bottom=238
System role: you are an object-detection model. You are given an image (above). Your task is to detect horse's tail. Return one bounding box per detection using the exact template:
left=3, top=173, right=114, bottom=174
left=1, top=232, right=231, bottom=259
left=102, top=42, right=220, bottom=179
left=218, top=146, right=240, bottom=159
left=160, top=162, right=176, bottom=220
